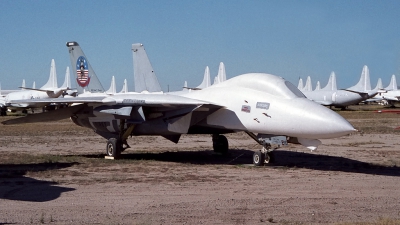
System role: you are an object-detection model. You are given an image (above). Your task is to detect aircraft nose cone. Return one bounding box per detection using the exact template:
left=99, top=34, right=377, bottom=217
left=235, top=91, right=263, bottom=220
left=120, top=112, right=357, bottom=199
left=306, top=102, right=356, bottom=139
left=286, top=99, right=356, bottom=139
left=322, top=113, right=356, bottom=138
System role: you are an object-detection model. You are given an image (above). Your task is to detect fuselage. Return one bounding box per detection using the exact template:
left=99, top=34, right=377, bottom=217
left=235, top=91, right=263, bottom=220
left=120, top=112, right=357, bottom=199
left=303, top=90, right=367, bottom=107
left=5, top=89, right=64, bottom=108
left=70, top=73, right=355, bottom=140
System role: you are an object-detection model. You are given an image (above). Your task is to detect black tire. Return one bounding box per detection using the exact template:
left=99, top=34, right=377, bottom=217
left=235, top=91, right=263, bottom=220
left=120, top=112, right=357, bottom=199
left=253, top=151, right=265, bottom=166
left=106, top=138, right=121, bottom=157
left=213, top=135, right=229, bottom=154
left=0, top=108, right=6, bottom=116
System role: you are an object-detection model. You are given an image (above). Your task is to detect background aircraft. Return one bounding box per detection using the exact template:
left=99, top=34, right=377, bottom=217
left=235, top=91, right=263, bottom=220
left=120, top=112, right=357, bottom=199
left=0, top=60, right=71, bottom=115
left=3, top=42, right=355, bottom=166
left=301, top=67, right=378, bottom=109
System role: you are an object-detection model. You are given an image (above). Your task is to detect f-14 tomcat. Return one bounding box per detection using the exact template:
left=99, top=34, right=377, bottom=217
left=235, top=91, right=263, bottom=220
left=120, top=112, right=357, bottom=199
left=2, top=42, right=356, bottom=166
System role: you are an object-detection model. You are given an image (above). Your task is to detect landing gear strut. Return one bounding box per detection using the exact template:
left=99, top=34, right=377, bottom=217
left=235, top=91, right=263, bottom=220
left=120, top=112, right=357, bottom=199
left=245, top=132, right=287, bottom=166
left=252, top=144, right=275, bottom=166
left=105, top=119, right=135, bottom=158
left=212, top=134, right=229, bottom=154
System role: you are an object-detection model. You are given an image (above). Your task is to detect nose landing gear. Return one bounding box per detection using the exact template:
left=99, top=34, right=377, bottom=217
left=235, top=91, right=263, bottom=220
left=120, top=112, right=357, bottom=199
left=245, top=132, right=287, bottom=166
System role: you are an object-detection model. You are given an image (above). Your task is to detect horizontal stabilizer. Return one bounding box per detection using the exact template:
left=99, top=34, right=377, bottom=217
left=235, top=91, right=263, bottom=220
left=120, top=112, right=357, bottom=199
left=2, top=104, right=86, bottom=125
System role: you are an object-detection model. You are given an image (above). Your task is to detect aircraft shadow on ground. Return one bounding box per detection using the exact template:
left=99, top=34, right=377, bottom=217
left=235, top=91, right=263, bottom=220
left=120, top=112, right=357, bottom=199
left=79, top=149, right=400, bottom=177
left=0, top=162, right=77, bottom=202
left=271, top=150, right=400, bottom=177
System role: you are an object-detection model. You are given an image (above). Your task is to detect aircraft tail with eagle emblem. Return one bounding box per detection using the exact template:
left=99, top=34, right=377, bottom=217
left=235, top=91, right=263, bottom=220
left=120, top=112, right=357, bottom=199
left=66, top=42, right=105, bottom=94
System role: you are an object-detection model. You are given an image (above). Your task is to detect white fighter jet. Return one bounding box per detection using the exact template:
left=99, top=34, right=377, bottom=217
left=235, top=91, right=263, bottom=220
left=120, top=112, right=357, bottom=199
left=0, top=59, right=70, bottom=115
left=2, top=42, right=356, bottom=166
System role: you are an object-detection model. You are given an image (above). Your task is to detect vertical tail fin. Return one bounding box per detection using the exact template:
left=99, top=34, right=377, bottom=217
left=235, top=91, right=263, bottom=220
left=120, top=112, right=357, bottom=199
left=60, top=67, right=71, bottom=89
left=40, top=59, right=58, bottom=90
left=385, top=74, right=398, bottom=91
left=321, top=72, right=337, bottom=91
left=119, top=79, right=128, bottom=93
left=213, top=76, right=220, bottom=85
left=347, top=65, right=371, bottom=92
left=32, top=81, right=36, bottom=89
left=106, top=76, right=116, bottom=94
left=131, top=43, right=162, bottom=93
left=315, top=81, right=321, bottom=91
left=196, top=66, right=211, bottom=89
left=21, top=79, right=26, bottom=90
left=217, top=62, right=226, bottom=82
left=373, top=78, right=383, bottom=91
left=297, top=78, right=304, bottom=91
left=304, top=76, right=312, bottom=91
left=66, top=42, right=105, bottom=94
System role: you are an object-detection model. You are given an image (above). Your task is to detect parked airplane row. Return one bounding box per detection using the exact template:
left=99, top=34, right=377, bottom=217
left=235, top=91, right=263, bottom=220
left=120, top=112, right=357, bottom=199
left=297, top=66, right=399, bottom=109
left=0, top=59, right=75, bottom=115
left=2, top=42, right=357, bottom=165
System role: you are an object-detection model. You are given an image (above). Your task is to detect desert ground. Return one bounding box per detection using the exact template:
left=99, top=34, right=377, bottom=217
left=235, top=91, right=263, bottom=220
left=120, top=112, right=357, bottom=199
left=1, top=105, right=400, bottom=224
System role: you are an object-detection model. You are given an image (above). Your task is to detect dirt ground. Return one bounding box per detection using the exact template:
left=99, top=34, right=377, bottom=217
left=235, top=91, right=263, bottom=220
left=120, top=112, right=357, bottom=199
left=1, top=106, right=400, bottom=224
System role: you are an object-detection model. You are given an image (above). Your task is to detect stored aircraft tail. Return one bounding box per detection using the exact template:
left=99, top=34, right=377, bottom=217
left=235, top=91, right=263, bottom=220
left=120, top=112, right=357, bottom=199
left=60, top=67, right=71, bottom=89
left=386, top=75, right=398, bottom=91
left=304, top=76, right=312, bottom=91
left=297, top=78, right=304, bottom=91
left=196, top=66, right=211, bottom=89
left=131, top=43, right=162, bottom=93
left=40, top=59, right=58, bottom=90
left=119, top=79, right=128, bottom=93
left=321, top=72, right=337, bottom=91
left=106, top=76, right=116, bottom=94
left=315, top=81, right=321, bottom=91
left=347, top=65, right=371, bottom=93
left=217, top=62, right=226, bottom=82
left=372, top=78, right=383, bottom=91
left=66, top=42, right=105, bottom=94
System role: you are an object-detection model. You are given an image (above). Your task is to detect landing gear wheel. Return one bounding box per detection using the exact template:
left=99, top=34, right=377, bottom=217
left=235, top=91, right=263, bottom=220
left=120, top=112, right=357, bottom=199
left=264, top=151, right=275, bottom=164
left=213, top=135, right=229, bottom=154
left=253, top=151, right=265, bottom=166
left=106, top=138, right=122, bottom=158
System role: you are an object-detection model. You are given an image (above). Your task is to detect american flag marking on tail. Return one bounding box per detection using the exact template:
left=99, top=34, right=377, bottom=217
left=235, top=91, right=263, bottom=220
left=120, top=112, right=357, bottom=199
left=76, top=56, right=91, bottom=87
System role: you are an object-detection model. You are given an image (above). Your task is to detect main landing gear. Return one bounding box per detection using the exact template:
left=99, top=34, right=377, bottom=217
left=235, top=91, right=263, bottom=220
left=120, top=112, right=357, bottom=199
left=245, top=132, right=287, bottom=166
left=105, top=119, right=135, bottom=158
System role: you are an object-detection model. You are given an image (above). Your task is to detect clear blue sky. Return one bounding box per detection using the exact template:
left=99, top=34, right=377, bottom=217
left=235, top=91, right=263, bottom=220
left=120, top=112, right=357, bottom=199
left=1, top=0, right=399, bottom=91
